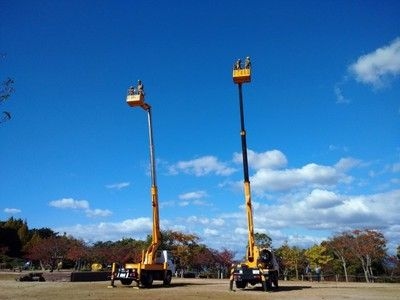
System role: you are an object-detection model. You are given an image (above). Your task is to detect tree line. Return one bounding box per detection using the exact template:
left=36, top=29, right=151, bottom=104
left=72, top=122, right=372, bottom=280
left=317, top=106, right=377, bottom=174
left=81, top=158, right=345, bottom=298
left=0, top=217, right=233, bottom=277
left=1, top=217, right=399, bottom=281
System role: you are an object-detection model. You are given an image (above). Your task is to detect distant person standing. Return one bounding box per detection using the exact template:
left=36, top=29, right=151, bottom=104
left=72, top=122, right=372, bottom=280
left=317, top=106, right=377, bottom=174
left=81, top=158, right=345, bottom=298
left=305, top=264, right=312, bottom=281
left=315, top=265, right=321, bottom=282
left=137, top=80, right=144, bottom=95
left=244, top=56, right=251, bottom=69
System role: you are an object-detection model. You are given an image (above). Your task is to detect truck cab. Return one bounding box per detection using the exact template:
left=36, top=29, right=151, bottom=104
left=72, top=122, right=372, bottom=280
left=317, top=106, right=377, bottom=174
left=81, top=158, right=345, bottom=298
left=155, top=250, right=176, bottom=273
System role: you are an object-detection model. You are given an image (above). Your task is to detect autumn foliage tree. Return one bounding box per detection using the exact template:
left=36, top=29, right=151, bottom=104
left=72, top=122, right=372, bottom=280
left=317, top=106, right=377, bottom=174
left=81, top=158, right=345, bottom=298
left=326, top=232, right=354, bottom=282
left=65, top=238, right=88, bottom=270
left=145, top=230, right=234, bottom=277
left=2, top=217, right=397, bottom=281
left=25, top=235, right=71, bottom=270
left=348, top=229, right=387, bottom=282
left=156, top=230, right=200, bottom=272
left=216, top=248, right=235, bottom=275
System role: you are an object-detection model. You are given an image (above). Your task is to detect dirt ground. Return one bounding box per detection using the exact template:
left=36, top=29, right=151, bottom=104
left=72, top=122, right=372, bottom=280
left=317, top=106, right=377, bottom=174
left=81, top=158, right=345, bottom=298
left=1, top=272, right=400, bottom=300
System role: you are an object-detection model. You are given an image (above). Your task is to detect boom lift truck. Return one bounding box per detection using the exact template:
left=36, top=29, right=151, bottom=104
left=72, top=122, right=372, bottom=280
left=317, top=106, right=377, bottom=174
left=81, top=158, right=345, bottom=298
left=229, top=58, right=279, bottom=291
left=109, top=82, right=175, bottom=288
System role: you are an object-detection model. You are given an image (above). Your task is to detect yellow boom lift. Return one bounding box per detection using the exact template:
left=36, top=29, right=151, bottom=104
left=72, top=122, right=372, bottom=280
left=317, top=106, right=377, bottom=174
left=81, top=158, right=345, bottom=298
left=109, top=81, right=175, bottom=288
left=229, top=58, right=279, bottom=291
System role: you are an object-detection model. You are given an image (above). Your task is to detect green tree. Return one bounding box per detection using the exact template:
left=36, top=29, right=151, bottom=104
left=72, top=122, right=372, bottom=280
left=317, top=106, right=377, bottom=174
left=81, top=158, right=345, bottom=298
left=276, top=242, right=304, bottom=280
left=0, top=227, right=21, bottom=257
left=29, top=227, right=57, bottom=239
left=0, top=217, right=28, bottom=257
left=254, top=232, right=272, bottom=248
left=17, top=220, right=30, bottom=246
left=305, top=244, right=333, bottom=273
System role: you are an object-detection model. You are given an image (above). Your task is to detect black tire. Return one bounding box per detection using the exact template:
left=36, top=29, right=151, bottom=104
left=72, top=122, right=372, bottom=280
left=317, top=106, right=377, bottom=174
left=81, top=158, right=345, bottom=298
left=235, top=280, right=247, bottom=289
left=273, top=271, right=279, bottom=289
left=266, top=279, right=272, bottom=290
left=141, top=273, right=153, bottom=288
left=120, top=279, right=133, bottom=285
left=262, top=280, right=267, bottom=292
left=163, top=271, right=172, bottom=286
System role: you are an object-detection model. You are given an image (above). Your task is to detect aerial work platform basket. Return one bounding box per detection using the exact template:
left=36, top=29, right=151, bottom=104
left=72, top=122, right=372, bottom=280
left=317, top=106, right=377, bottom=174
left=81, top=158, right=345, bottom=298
left=233, top=68, right=251, bottom=84
left=126, top=94, right=145, bottom=107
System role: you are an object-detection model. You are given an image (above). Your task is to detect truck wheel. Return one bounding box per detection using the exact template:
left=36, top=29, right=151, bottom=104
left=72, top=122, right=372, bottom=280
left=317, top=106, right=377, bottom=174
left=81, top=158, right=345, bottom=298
left=120, top=279, right=133, bottom=285
left=163, top=271, right=172, bottom=286
left=141, top=273, right=153, bottom=288
left=265, top=279, right=272, bottom=290
left=235, top=281, right=247, bottom=289
left=273, top=271, right=279, bottom=289
left=262, top=280, right=267, bottom=292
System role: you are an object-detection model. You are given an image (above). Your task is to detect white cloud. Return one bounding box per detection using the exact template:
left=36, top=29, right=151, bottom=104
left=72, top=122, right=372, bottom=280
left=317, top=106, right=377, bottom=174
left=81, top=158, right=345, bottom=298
left=335, top=157, right=362, bottom=172
left=239, top=152, right=362, bottom=193
left=85, top=208, right=112, bottom=217
left=279, top=190, right=399, bottom=231
left=349, top=38, right=400, bottom=88
left=204, top=228, right=219, bottom=236
left=118, top=218, right=152, bottom=232
left=234, top=227, right=248, bottom=235
left=52, top=188, right=400, bottom=256
left=192, top=200, right=210, bottom=206
left=49, top=198, right=89, bottom=209
left=211, top=218, right=225, bottom=226
left=304, top=189, right=343, bottom=209
left=334, top=84, right=350, bottom=104
left=163, top=151, right=400, bottom=254
left=285, top=234, right=326, bottom=250
left=179, top=190, right=207, bottom=200
left=187, top=216, right=210, bottom=224
left=177, top=191, right=210, bottom=207
left=224, top=188, right=400, bottom=253
left=55, top=217, right=152, bottom=242
left=168, top=155, right=236, bottom=176
left=49, top=198, right=112, bottom=218
left=250, top=162, right=344, bottom=192
left=329, top=144, right=349, bottom=152
left=48, top=149, right=400, bottom=256
left=186, top=216, right=224, bottom=227
left=187, top=216, right=223, bottom=225
left=234, top=149, right=288, bottom=170
left=4, top=208, right=21, bottom=214
left=159, top=200, right=176, bottom=208
left=106, top=182, right=130, bottom=190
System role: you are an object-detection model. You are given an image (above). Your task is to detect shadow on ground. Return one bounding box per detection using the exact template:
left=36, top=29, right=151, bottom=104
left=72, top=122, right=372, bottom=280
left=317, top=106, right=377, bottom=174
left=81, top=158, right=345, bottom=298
left=235, top=284, right=312, bottom=293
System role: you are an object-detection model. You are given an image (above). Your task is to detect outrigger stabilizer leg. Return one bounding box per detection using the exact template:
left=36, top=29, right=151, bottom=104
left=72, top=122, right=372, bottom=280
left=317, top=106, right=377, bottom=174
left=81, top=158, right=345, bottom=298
left=108, top=262, right=117, bottom=288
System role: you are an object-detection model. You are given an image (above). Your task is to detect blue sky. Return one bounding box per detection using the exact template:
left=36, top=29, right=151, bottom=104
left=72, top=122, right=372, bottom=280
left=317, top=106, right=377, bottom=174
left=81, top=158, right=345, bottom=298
left=1, top=0, right=399, bottom=256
